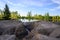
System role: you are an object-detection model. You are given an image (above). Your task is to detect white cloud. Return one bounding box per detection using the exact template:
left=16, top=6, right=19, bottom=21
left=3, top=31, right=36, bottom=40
left=10, top=8, right=27, bottom=16
left=4, top=0, right=52, bottom=7
left=4, top=0, right=25, bottom=7
left=22, top=0, right=44, bottom=7
left=0, top=0, right=5, bottom=10
left=3, top=0, right=54, bottom=16
left=50, top=0, right=60, bottom=11
left=0, top=1, right=5, bottom=7
left=6, top=0, right=43, bottom=7
left=22, top=0, right=52, bottom=7
left=52, top=0, right=60, bottom=4
left=50, top=6, right=60, bottom=11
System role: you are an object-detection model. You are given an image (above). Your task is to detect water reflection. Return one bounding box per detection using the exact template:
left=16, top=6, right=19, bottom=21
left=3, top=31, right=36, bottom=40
left=19, top=19, right=39, bottom=22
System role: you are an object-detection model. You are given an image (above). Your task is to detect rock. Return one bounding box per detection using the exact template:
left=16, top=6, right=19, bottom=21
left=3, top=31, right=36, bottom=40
left=31, top=21, right=59, bottom=36
left=0, top=35, right=15, bottom=40
left=23, top=32, right=34, bottom=40
left=2, top=27, right=16, bottom=35
left=53, top=22, right=60, bottom=25
left=0, top=20, right=28, bottom=39
left=31, top=28, right=48, bottom=35
left=15, top=22, right=28, bottom=39
left=31, top=34, right=60, bottom=40
left=0, top=20, right=22, bottom=35
left=49, top=27, right=60, bottom=38
left=34, top=21, right=59, bottom=29
left=15, top=23, right=28, bottom=39
left=0, top=20, right=60, bottom=40
left=23, top=22, right=35, bottom=31
left=0, top=27, right=4, bottom=35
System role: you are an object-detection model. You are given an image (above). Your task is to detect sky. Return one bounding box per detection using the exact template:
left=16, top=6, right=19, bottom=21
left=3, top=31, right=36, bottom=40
left=0, top=0, right=60, bottom=16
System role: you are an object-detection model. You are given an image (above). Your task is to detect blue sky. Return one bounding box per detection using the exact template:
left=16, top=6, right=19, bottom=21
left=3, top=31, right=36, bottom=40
left=0, top=0, right=60, bottom=16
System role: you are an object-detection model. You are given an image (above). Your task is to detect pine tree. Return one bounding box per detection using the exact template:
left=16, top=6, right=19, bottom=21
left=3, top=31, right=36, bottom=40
left=3, top=4, right=11, bottom=20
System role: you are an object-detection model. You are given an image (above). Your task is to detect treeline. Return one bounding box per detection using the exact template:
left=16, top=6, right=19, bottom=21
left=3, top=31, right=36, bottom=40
left=24, top=12, right=60, bottom=22
left=0, top=4, right=20, bottom=20
left=0, top=4, right=60, bottom=22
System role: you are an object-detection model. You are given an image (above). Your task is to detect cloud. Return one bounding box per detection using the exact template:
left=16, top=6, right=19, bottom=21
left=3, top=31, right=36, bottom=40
left=52, top=0, right=60, bottom=4
left=3, top=0, right=25, bottom=7
left=50, top=6, right=60, bottom=11
left=4, top=0, right=52, bottom=7
left=0, top=1, right=5, bottom=7
left=10, top=8, right=27, bottom=16
left=0, top=0, right=5, bottom=10
left=50, top=0, right=60, bottom=11
left=6, top=0, right=43, bottom=7
left=22, top=0, right=52, bottom=7
left=21, top=0, right=44, bottom=7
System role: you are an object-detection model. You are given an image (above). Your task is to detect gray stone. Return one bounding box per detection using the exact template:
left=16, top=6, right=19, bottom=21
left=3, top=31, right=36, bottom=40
left=15, top=24, right=28, bottom=39
left=31, top=34, right=60, bottom=40
left=23, top=22, right=35, bottom=31
left=0, top=35, right=15, bottom=40
left=49, top=27, right=60, bottom=38
left=23, top=32, right=34, bottom=40
left=0, top=20, right=22, bottom=35
left=0, top=20, right=28, bottom=39
left=31, top=21, right=59, bottom=35
left=34, top=21, right=59, bottom=29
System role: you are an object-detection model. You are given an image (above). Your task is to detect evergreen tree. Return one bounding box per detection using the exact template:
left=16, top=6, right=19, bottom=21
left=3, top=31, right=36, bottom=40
left=3, top=4, right=11, bottom=20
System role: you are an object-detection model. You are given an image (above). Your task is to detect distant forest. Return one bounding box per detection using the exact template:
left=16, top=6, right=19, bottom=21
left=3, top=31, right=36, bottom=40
left=0, top=4, right=60, bottom=22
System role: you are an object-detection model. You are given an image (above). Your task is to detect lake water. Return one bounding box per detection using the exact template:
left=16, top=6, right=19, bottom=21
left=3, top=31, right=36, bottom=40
left=19, top=19, right=39, bottom=22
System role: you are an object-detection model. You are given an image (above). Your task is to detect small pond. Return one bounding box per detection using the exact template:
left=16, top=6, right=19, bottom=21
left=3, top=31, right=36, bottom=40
left=19, top=19, right=39, bottom=22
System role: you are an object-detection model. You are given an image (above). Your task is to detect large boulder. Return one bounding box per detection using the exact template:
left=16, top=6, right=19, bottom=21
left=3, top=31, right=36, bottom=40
left=0, top=20, right=28, bottom=39
left=0, top=35, right=15, bottom=40
left=31, top=34, right=60, bottom=40
left=49, top=27, right=60, bottom=38
left=23, top=33, right=60, bottom=40
left=31, top=21, right=59, bottom=36
left=15, top=23, right=28, bottom=40
left=23, top=32, right=34, bottom=40
left=23, top=22, right=35, bottom=31
left=53, top=22, right=60, bottom=25
left=0, top=20, right=22, bottom=35
left=34, top=21, right=59, bottom=29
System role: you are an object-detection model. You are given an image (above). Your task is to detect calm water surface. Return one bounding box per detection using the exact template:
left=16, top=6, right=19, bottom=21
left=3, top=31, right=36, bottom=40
left=19, top=19, right=39, bottom=22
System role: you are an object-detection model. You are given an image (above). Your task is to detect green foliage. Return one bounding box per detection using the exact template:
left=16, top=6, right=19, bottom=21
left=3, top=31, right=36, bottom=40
left=56, top=16, right=60, bottom=22
left=0, top=9, right=4, bottom=20
left=10, top=11, right=20, bottom=20
left=27, top=11, right=32, bottom=21
left=3, top=4, right=11, bottom=20
left=33, top=14, right=43, bottom=20
left=52, top=16, right=60, bottom=22
left=44, top=13, right=50, bottom=21
left=0, top=4, right=60, bottom=22
left=21, top=16, right=26, bottom=19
